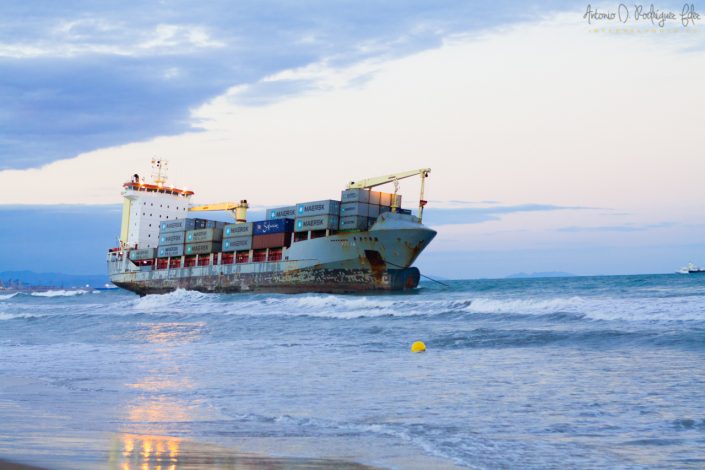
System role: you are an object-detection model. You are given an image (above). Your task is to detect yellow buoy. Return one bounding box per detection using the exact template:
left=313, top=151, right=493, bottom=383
left=411, top=341, right=426, bottom=353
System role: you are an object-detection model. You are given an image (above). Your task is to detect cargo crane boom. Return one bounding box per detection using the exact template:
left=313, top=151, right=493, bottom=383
left=189, top=200, right=249, bottom=222
left=347, top=168, right=431, bottom=222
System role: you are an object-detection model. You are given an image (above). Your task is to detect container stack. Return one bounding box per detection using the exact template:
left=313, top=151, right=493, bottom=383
left=339, top=189, right=401, bottom=232
left=184, top=226, right=223, bottom=256
left=294, top=200, right=340, bottom=233
left=252, top=219, right=295, bottom=249
left=222, top=222, right=253, bottom=252
left=157, top=218, right=223, bottom=258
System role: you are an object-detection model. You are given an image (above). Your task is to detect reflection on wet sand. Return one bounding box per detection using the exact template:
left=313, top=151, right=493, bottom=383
left=109, top=323, right=377, bottom=469
left=108, top=433, right=378, bottom=470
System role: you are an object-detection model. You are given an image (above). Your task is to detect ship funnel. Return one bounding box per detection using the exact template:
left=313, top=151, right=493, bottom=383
left=235, top=200, right=249, bottom=223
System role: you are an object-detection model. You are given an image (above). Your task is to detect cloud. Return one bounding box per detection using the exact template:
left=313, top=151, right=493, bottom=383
left=557, top=222, right=676, bottom=233
left=0, top=0, right=586, bottom=170
left=423, top=204, right=595, bottom=226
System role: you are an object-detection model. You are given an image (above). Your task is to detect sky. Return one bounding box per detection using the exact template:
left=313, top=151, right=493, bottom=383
left=0, top=1, right=704, bottom=278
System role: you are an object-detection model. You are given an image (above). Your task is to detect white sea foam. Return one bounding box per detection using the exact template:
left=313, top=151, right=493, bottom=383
left=121, top=286, right=705, bottom=322
left=0, top=293, right=18, bottom=300
left=466, top=295, right=705, bottom=322
left=30, top=289, right=89, bottom=297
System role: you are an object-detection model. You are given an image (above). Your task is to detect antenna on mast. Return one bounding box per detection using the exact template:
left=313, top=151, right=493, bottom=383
left=151, top=158, right=169, bottom=186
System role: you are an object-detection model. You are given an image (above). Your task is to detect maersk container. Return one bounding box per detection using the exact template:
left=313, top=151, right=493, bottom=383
left=341, top=188, right=370, bottom=203
left=340, top=202, right=370, bottom=217
left=379, top=192, right=393, bottom=206
left=129, top=248, right=156, bottom=261
left=368, top=204, right=380, bottom=218
left=158, top=244, right=184, bottom=258
left=186, top=228, right=223, bottom=243
left=160, top=218, right=197, bottom=233
left=222, top=237, right=253, bottom=252
left=224, top=222, right=253, bottom=237
left=266, top=206, right=297, bottom=220
left=296, top=200, right=340, bottom=217
left=339, top=215, right=369, bottom=231
left=185, top=241, right=222, bottom=256
left=295, top=215, right=339, bottom=232
left=368, top=191, right=381, bottom=205
left=252, top=233, right=290, bottom=250
left=253, top=218, right=295, bottom=235
left=159, top=232, right=185, bottom=246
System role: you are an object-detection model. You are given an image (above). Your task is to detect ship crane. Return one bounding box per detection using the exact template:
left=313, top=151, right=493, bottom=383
left=347, top=168, right=431, bottom=222
left=189, top=200, right=249, bottom=222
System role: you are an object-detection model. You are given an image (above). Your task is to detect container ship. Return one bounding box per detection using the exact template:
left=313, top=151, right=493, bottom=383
left=107, top=160, right=436, bottom=295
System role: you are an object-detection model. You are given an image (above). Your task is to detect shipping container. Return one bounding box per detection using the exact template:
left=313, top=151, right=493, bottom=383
left=295, top=215, right=339, bottom=232
left=339, top=215, right=369, bottom=231
left=368, top=191, right=381, bottom=205
left=222, top=237, right=253, bottom=252
left=295, top=200, right=340, bottom=217
left=204, top=220, right=225, bottom=229
left=129, top=248, right=156, bottom=261
left=159, top=218, right=197, bottom=233
left=186, top=228, right=223, bottom=243
left=185, top=241, right=222, bottom=256
left=340, top=202, right=370, bottom=217
left=157, top=244, right=184, bottom=258
left=368, top=204, right=380, bottom=218
left=223, top=222, right=253, bottom=237
left=379, top=205, right=391, bottom=214
left=158, top=232, right=185, bottom=246
left=341, top=188, right=370, bottom=203
left=253, top=218, right=295, bottom=235
left=252, top=232, right=291, bottom=249
left=379, top=192, right=392, bottom=206
left=368, top=217, right=378, bottom=228
left=266, top=206, right=297, bottom=220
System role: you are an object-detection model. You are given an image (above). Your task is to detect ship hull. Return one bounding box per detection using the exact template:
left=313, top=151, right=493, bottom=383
left=112, top=266, right=420, bottom=295
left=108, top=212, right=435, bottom=296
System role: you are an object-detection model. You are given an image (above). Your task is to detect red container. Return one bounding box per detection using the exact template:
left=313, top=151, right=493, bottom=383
left=221, top=253, right=234, bottom=265
left=252, top=233, right=290, bottom=249
left=236, top=251, right=249, bottom=263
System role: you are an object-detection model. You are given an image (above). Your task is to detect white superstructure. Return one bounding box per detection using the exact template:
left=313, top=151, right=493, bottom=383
left=119, top=160, right=194, bottom=250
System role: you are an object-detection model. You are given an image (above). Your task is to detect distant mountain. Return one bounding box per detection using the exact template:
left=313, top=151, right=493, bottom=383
left=0, top=271, right=109, bottom=288
left=505, top=271, right=576, bottom=279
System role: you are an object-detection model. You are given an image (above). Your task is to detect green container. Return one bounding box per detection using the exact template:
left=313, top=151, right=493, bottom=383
left=186, top=228, right=223, bottom=243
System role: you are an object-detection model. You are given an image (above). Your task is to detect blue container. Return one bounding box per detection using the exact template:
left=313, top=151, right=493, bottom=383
left=253, top=218, right=295, bottom=235
left=266, top=206, right=297, bottom=220
left=296, top=200, right=340, bottom=217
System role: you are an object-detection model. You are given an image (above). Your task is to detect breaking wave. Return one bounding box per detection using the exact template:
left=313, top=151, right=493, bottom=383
left=30, top=290, right=92, bottom=297
left=125, top=289, right=705, bottom=323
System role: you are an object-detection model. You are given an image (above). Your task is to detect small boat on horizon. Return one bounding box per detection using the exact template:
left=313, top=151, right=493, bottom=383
left=678, top=263, right=705, bottom=274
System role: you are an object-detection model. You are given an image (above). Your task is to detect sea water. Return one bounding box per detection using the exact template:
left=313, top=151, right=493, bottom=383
left=0, top=274, right=704, bottom=469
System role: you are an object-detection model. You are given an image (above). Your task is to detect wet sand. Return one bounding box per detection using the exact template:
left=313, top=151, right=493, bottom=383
left=1, top=433, right=382, bottom=470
